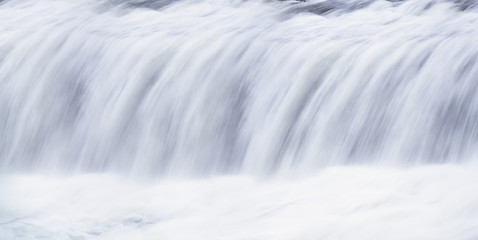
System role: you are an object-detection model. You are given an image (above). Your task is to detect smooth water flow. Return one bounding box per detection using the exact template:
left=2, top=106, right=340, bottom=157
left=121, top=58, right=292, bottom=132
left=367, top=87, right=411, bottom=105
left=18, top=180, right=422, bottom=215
left=1, top=0, right=478, bottom=177
left=1, top=0, right=478, bottom=239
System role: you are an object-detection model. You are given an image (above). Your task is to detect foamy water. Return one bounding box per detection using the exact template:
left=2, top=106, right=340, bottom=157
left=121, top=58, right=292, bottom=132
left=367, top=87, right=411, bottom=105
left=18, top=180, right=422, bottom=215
left=2, top=166, right=478, bottom=240
left=1, top=0, right=478, bottom=238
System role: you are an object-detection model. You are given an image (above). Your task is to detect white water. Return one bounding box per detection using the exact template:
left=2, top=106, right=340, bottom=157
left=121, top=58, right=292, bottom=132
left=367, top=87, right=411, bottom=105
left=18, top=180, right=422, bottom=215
left=2, top=166, right=478, bottom=240
left=1, top=0, right=478, bottom=238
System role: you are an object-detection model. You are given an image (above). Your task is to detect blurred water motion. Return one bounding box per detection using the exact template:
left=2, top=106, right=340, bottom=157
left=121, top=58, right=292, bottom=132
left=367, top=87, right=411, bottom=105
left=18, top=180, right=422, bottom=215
left=2, top=166, right=478, bottom=240
left=1, top=0, right=478, bottom=238
left=0, top=0, right=478, bottom=176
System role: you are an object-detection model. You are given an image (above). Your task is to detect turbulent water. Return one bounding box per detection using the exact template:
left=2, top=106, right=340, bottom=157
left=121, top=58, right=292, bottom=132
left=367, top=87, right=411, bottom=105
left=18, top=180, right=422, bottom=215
left=1, top=0, right=478, bottom=239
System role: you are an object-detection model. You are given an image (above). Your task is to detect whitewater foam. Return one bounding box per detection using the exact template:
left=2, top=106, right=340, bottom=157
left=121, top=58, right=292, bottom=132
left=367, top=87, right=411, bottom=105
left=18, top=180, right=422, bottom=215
left=1, top=166, right=478, bottom=240
left=1, top=0, right=478, bottom=238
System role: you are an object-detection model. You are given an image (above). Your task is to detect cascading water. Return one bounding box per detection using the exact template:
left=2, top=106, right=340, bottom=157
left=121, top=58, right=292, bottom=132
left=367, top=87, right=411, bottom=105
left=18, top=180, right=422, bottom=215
left=1, top=0, right=478, bottom=239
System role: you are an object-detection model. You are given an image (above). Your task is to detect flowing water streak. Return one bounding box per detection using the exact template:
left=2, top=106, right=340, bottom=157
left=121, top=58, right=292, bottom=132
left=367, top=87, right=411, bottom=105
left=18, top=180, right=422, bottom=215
left=2, top=0, right=478, bottom=239
left=1, top=0, right=478, bottom=177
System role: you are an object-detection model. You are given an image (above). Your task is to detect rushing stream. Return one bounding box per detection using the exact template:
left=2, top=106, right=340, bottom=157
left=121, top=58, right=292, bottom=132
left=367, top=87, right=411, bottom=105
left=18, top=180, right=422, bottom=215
left=1, top=0, right=478, bottom=238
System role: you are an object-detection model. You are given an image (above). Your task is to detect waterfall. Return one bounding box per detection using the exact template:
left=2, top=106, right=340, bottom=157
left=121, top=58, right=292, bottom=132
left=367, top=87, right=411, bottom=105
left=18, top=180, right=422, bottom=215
left=2, top=0, right=478, bottom=177
left=1, top=0, right=478, bottom=239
